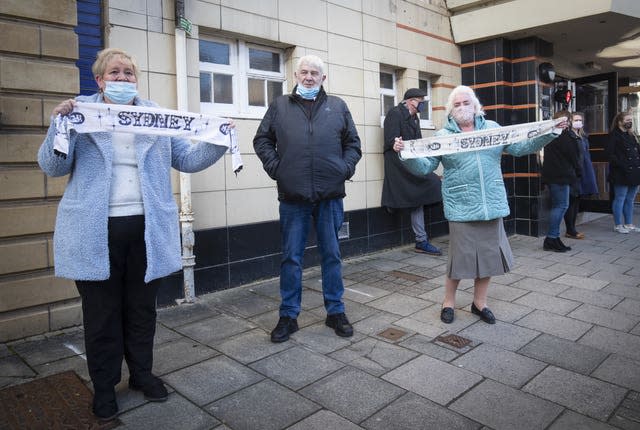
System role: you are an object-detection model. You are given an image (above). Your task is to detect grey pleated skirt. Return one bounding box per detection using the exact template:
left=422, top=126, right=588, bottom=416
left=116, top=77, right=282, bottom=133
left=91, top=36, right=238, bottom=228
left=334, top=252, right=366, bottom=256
left=447, top=218, right=514, bottom=280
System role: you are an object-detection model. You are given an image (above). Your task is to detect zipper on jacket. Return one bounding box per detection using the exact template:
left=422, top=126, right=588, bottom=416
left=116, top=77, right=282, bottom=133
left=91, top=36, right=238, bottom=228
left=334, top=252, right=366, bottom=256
left=293, top=95, right=321, bottom=197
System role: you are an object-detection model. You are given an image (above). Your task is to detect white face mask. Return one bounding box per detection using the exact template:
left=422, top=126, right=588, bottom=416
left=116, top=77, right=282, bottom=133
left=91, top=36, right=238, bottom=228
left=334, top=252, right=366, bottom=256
left=452, top=104, right=475, bottom=125
left=572, top=120, right=583, bottom=129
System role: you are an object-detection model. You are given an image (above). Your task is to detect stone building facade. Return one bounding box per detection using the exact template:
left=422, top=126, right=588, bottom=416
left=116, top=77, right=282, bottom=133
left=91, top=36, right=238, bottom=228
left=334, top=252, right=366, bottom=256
left=1, top=0, right=638, bottom=341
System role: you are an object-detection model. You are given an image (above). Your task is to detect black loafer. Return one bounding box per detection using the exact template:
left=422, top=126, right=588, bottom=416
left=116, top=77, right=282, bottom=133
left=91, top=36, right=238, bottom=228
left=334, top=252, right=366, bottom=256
left=129, top=375, right=168, bottom=402
left=440, top=307, right=454, bottom=324
left=471, top=302, right=496, bottom=324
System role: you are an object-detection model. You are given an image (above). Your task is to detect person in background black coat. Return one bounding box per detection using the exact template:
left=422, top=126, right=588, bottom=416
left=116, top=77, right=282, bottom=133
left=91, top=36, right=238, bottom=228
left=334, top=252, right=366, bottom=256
left=563, top=111, right=598, bottom=239
left=606, top=111, right=640, bottom=233
left=541, top=110, right=580, bottom=252
left=382, top=88, right=442, bottom=255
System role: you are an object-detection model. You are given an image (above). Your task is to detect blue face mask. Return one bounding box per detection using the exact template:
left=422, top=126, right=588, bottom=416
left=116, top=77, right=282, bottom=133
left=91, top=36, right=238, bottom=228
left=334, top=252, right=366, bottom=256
left=416, top=101, right=425, bottom=112
left=103, top=81, right=138, bottom=104
left=296, top=85, right=320, bottom=100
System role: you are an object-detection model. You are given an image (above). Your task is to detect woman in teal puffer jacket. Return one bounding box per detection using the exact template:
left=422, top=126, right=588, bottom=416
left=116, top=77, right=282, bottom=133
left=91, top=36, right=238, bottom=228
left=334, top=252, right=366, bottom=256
left=393, top=85, right=567, bottom=324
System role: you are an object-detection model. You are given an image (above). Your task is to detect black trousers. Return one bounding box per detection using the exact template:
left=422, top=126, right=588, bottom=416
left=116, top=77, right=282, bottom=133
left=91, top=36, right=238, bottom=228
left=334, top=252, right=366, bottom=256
left=564, top=194, right=580, bottom=235
left=76, top=215, right=161, bottom=392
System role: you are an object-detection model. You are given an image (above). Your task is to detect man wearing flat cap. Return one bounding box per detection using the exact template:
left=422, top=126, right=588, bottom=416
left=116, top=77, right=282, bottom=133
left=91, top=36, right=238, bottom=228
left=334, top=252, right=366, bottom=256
left=382, top=88, right=442, bottom=255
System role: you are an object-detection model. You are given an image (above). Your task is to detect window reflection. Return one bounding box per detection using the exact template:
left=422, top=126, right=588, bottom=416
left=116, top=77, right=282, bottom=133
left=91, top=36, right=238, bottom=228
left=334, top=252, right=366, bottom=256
left=575, top=80, right=608, bottom=134
left=213, top=74, right=233, bottom=104
left=383, top=95, right=395, bottom=116
left=199, top=73, right=211, bottom=103
left=267, top=80, right=283, bottom=104
left=248, top=78, right=265, bottom=106
left=199, top=40, right=230, bottom=65
left=249, top=48, right=280, bottom=72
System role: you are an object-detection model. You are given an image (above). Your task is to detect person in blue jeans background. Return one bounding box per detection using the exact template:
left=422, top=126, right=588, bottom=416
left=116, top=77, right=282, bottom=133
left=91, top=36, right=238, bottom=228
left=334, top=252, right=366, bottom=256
left=253, top=55, right=362, bottom=343
left=606, top=111, right=640, bottom=233
left=541, top=110, right=580, bottom=252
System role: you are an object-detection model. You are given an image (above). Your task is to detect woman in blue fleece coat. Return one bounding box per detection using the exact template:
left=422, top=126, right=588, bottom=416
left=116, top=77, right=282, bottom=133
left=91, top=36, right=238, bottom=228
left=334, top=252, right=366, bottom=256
left=38, top=48, right=228, bottom=421
left=393, top=85, right=567, bottom=325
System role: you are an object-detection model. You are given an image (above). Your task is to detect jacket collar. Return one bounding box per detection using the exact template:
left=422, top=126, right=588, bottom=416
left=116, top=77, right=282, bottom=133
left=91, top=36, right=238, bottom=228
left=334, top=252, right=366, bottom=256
left=444, top=114, right=486, bottom=132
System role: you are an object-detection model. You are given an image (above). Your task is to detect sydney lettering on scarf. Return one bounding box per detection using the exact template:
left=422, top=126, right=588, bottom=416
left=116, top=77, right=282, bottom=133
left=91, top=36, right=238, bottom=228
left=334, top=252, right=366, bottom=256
left=400, top=117, right=565, bottom=159
left=53, top=102, right=243, bottom=173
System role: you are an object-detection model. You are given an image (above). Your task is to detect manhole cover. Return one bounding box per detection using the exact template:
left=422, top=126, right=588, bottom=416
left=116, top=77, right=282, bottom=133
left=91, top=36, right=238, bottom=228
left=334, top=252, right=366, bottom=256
left=436, top=334, right=472, bottom=349
left=0, top=370, right=119, bottom=429
left=389, top=270, right=426, bottom=282
left=378, top=328, right=407, bottom=341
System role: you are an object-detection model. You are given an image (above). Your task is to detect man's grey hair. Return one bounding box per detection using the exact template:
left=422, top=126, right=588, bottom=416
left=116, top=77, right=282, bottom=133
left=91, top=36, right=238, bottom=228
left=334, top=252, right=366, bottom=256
left=445, top=85, right=485, bottom=117
left=296, top=55, right=324, bottom=74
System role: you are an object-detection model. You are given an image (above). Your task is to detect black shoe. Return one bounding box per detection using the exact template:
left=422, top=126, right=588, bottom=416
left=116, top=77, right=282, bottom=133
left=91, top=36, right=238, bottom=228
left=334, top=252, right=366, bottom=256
left=325, top=313, right=354, bottom=337
left=556, top=238, right=571, bottom=251
left=270, top=316, right=299, bottom=343
left=543, top=237, right=567, bottom=252
left=440, top=307, right=454, bottom=324
left=92, top=388, right=118, bottom=422
left=128, top=375, right=168, bottom=402
left=471, top=302, right=496, bottom=324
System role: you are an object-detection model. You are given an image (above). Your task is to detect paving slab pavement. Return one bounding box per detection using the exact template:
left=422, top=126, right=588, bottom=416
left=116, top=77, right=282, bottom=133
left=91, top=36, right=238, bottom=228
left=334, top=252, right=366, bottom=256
left=2, top=210, right=640, bottom=429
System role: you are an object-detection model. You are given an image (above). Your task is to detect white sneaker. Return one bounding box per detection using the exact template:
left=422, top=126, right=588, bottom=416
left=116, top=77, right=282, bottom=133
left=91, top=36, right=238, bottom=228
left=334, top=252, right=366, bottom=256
left=623, top=224, right=640, bottom=232
left=614, top=225, right=630, bottom=234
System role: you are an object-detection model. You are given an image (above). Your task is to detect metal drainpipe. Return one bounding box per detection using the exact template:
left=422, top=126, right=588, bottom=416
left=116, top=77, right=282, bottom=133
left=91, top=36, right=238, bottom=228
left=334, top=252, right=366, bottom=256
left=175, top=0, right=196, bottom=303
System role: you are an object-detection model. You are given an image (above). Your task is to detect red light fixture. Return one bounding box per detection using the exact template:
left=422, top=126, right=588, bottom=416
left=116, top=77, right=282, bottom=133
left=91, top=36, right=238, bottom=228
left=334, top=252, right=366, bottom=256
left=554, top=88, right=572, bottom=105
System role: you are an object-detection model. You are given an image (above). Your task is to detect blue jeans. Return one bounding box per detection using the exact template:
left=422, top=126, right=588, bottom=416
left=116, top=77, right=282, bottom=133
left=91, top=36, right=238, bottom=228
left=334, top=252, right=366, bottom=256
left=279, top=199, right=345, bottom=318
left=612, top=184, right=639, bottom=225
left=547, top=184, right=570, bottom=238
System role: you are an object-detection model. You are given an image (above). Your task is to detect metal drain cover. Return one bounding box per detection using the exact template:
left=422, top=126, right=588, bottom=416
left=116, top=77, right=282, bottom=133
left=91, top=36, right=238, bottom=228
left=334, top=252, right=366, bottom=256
left=436, top=334, right=472, bottom=349
left=0, top=370, right=120, bottom=429
left=378, top=328, right=407, bottom=341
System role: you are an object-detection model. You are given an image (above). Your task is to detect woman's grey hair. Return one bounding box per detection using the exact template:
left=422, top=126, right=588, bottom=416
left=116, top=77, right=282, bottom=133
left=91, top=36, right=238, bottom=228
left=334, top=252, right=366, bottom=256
left=296, top=55, right=324, bottom=75
left=445, top=85, right=484, bottom=117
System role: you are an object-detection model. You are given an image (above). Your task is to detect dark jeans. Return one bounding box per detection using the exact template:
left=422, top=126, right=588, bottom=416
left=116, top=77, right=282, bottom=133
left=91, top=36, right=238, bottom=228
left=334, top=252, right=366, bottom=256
left=76, top=215, right=160, bottom=392
left=279, top=199, right=345, bottom=318
left=547, top=184, right=570, bottom=238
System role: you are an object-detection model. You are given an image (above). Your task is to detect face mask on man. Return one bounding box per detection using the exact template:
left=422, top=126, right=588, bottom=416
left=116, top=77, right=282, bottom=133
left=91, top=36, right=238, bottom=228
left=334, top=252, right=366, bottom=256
left=623, top=121, right=633, bottom=130
left=297, top=85, right=320, bottom=100
left=103, top=81, right=138, bottom=104
left=572, top=120, right=583, bottom=129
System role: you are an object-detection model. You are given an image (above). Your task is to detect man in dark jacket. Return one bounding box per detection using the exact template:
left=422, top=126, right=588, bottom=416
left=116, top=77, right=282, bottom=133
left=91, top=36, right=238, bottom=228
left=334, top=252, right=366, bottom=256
left=254, top=55, right=362, bottom=343
left=382, top=88, right=442, bottom=255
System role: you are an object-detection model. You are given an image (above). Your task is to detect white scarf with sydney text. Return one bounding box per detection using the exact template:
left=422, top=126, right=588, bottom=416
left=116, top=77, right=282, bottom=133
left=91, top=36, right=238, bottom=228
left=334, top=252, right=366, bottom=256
left=400, top=117, right=565, bottom=159
left=53, top=102, right=243, bottom=173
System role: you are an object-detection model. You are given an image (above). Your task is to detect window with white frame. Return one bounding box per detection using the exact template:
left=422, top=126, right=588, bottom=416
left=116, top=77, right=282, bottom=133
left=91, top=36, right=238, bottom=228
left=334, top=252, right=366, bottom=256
left=418, top=74, right=434, bottom=128
left=199, top=37, right=285, bottom=117
left=379, top=68, right=396, bottom=126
